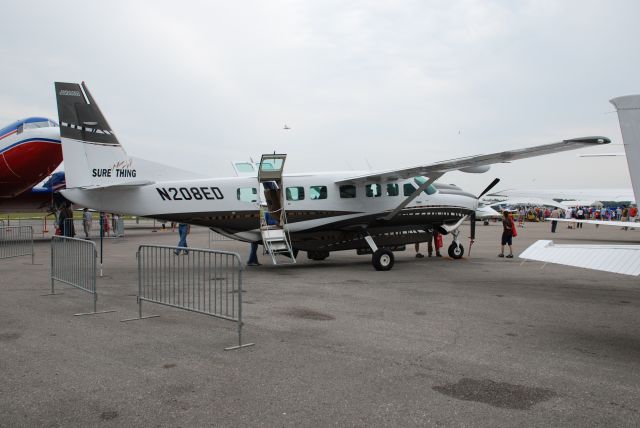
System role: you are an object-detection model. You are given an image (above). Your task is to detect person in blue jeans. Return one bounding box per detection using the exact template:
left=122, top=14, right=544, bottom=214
left=175, top=222, right=190, bottom=255
left=247, top=242, right=260, bottom=266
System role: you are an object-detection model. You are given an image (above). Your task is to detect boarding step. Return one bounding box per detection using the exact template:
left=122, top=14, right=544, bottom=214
left=260, top=227, right=296, bottom=265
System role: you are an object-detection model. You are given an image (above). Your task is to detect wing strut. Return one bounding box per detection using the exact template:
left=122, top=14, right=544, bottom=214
left=380, top=173, right=443, bottom=221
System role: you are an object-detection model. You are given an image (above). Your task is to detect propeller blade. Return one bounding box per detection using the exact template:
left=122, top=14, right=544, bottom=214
left=477, top=178, right=500, bottom=200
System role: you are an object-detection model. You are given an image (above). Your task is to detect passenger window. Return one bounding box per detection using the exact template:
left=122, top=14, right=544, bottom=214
left=386, top=183, right=399, bottom=196
left=237, top=187, right=257, bottom=202
left=339, top=185, right=356, bottom=198
left=286, top=186, right=305, bottom=201
left=309, top=186, right=327, bottom=200
left=403, top=183, right=416, bottom=196
left=366, top=183, right=381, bottom=197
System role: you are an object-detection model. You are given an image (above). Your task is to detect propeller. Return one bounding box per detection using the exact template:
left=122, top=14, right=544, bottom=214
left=478, top=177, right=501, bottom=200
left=469, top=178, right=501, bottom=255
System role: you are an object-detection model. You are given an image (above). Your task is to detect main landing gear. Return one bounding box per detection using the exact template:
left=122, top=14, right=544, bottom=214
left=361, top=230, right=394, bottom=271
left=447, top=228, right=464, bottom=259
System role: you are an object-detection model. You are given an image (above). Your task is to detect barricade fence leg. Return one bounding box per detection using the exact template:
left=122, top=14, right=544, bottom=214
left=224, top=267, right=254, bottom=351
left=121, top=249, right=159, bottom=322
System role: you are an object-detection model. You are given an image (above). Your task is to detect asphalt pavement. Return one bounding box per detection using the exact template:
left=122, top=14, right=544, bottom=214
left=1, top=221, right=639, bottom=427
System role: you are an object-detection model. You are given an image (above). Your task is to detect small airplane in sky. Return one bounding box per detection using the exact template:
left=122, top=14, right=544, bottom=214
left=0, top=117, right=61, bottom=199
left=54, top=81, right=609, bottom=270
left=521, top=95, right=640, bottom=276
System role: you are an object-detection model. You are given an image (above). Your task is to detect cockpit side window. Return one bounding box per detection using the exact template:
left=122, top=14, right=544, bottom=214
left=413, top=177, right=437, bottom=195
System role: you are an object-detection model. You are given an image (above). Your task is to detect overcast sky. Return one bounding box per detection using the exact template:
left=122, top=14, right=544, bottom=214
left=1, top=1, right=639, bottom=194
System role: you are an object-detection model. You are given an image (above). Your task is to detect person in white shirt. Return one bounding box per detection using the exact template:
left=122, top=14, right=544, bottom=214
left=82, top=208, right=92, bottom=239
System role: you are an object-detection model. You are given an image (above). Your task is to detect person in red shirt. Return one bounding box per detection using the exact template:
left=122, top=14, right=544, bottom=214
left=499, top=211, right=516, bottom=258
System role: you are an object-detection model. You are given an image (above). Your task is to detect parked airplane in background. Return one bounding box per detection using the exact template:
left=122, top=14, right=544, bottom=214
left=0, top=117, right=61, bottom=198
left=521, top=95, right=640, bottom=276
left=0, top=171, right=66, bottom=213
left=487, top=188, right=635, bottom=205
left=54, top=81, right=609, bottom=270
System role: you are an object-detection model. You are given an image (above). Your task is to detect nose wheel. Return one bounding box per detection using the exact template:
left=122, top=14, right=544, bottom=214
left=448, top=228, right=465, bottom=259
left=448, top=242, right=464, bottom=259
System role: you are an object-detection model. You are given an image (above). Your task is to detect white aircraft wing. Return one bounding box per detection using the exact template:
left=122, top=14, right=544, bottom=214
left=492, top=197, right=568, bottom=210
left=336, top=137, right=610, bottom=184
left=549, top=218, right=639, bottom=228
left=520, top=240, right=640, bottom=276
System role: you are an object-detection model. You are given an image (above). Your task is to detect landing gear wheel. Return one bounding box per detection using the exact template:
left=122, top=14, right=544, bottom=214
left=483, top=220, right=489, bottom=225
left=448, top=242, right=464, bottom=259
left=372, top=249, right=394, bottom=271
left=307, top=250, right=329, bottom=261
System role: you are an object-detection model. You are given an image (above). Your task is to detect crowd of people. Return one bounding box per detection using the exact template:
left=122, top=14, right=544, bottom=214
left=513, top=205, right=638, bottom=226
left=55, top=208, right=124, bottom=239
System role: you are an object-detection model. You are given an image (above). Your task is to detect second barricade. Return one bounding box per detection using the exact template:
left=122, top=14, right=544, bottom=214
left=123, top=245, right=254, bottom=350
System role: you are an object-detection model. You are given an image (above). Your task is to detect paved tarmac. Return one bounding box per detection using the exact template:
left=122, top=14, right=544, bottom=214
left=1, top=221, right=639, bottom=427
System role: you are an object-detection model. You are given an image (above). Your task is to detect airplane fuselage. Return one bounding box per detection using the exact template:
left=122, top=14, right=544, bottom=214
left=0, top=118, right=61, bottom=198
left=62, top=172, right=477, bottom=252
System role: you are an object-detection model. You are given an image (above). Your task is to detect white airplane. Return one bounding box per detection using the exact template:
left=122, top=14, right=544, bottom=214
left=521, top=95, right=640, bottom=276
left=54, top=81, right=610, bottom=270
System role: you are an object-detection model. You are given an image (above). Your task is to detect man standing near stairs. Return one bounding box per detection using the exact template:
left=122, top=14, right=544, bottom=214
left=247, top=242, right=260, bottom=266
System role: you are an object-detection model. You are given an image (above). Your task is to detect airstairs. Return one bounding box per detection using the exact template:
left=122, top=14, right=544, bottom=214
left=258, top=154, right=296, bottom=265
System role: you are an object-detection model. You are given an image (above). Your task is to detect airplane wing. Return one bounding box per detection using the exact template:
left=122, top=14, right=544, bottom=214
left=491, top=197, right=568, bottom=210
left=520, top=240, right=640, bottom=276
left=335, top=137, right=610, bottom=184
left=549, top=218, right=639, bottom=228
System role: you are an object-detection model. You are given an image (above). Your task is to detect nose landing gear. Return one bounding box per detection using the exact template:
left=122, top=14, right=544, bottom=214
left=448, top=228, right=465, bottom=259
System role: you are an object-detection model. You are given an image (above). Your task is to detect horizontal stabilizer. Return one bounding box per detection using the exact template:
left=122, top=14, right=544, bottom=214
left=520, top=240, right=640, bottom=276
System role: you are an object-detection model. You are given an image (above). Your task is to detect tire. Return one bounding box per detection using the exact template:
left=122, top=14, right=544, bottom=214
left=307, top=250, right=329, bottom=261
left=448, top=242, right=464, bottom=259
left=372, top=249, right=394, bottom=271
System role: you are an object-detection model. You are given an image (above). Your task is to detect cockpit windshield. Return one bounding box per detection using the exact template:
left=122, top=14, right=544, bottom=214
left=23, top=120, right=58, bottom=129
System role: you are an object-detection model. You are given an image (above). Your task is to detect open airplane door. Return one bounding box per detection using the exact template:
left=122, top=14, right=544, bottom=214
left=257, top=154, right=296, bottom=264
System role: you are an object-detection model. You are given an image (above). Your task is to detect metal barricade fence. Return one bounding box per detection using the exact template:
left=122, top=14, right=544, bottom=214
left=123, top=245, right=254, bottom=350
left=114, top=217, right=125, bottom=237
left=50, top=236, right=115, bottom=316
left=0, top=226, right=34, bottom=263
left=208, top=230, right=233, bottom=248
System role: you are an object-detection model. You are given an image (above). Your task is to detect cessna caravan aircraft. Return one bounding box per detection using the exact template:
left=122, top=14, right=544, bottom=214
left=55, top=81, right=609, bottom=270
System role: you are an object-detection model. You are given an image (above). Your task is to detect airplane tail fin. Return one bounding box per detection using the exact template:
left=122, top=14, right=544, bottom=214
left=55, top=82, right=202, bottom=189
left=55, top=82, right=140, bottom=188
left=610, top=95, right=640, bottom=204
